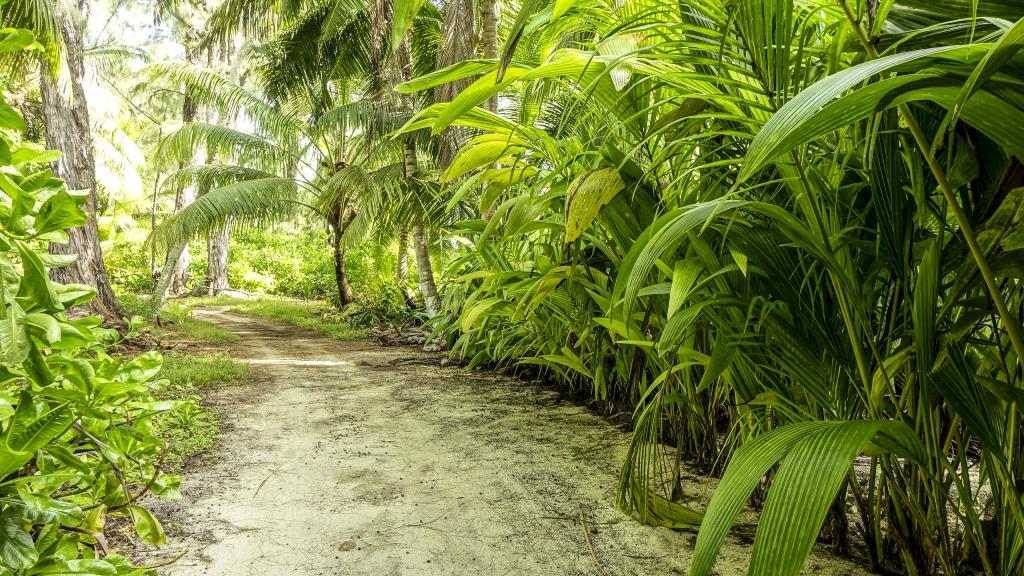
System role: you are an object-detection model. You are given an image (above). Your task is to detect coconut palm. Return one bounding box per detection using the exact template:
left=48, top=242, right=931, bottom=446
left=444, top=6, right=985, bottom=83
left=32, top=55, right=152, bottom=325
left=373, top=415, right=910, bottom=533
left=150, top=0, right=482, bottom=315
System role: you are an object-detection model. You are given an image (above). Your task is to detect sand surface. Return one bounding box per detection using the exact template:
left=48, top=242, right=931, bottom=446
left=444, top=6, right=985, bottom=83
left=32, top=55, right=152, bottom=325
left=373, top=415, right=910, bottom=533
left=140, top=309, right=870, bottom=576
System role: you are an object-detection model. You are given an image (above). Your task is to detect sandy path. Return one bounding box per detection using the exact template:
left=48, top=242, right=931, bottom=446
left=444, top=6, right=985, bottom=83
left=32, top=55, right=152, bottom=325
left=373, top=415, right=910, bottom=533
left=147, top=310, right=868, bottom=576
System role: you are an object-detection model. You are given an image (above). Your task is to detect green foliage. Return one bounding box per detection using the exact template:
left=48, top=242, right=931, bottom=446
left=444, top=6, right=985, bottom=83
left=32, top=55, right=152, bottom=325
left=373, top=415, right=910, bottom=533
left=399, top=1, right=1024, bottom=574
left=158, top=303, right=240, bottom=344
left=105, top=242, right=152, bottom=296
left=186, top=296, right=366, bottom=340
left=225, top=229, right=335, bottom=298
left=152, top=353, right=250, bottom=469
left=0, top=36, right=182, bottom=572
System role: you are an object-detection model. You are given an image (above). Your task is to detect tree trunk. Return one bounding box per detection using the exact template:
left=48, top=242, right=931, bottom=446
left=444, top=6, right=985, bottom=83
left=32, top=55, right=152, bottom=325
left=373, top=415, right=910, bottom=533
left=396, top=230, right=417, bottom=309
left=207, top=224, right=230, bottom=296
left=332, top=230, right=356, bottom=307
left=39, top=2, right=125, bottom=322
left=149, top=240, right=187, bottom=319
left=328, top=197, right=357, bottom=307
left=168, top=184, right=194, bottom=294
left=402, top=140, right=440, bottom=316
left=411, top=220, right=438, bottom=316
left=480, top=0, right=499, bottom=114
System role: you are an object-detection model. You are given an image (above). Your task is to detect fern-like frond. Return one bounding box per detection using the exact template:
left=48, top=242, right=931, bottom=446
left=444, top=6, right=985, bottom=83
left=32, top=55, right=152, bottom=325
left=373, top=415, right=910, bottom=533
left=154, top=177, right=304, bottom=250
left=144, top=62, right=304, bottom=142
left=156, top=122, right=301, bottom=174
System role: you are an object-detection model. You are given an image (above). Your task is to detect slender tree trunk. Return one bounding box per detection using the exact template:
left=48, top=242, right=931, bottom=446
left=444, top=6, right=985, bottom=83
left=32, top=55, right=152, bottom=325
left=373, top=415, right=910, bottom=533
left=149, top=240, right=187, bottom=318
left=332, top=230, right=356, bottom=307
left=480, top=0, right=498, bottom=114
left=207, top=224, right=230, bottom=295
left=329, top=198, right=357, bottom=307
left=39, top=2, right=125, bottom=322
left=402, top=141, right=439, bottom=316
left=411, top=220, right=438, bottom=316
left=168, top=184, right=194, bottom=294
left=396, top=230, right=417, bottom=309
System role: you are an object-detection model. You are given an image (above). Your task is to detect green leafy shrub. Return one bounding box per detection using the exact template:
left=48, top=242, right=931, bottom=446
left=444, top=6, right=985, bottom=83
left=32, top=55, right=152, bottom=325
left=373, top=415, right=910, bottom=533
left=158, top=303, right=239, bottom=344
left=105, top=241, right=152, bottom=295
left=152, top=353, right=250, bottom=468
left=226, top=228, right=335, bottom=298
left=0, top=30, right=180, bottom=573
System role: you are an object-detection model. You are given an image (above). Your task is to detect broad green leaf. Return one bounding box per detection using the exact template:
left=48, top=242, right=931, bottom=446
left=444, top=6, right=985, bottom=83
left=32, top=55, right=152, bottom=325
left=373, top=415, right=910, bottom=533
left=15, top=489, right=82, bottom=525
left=396, top=60, right=501, bottom=93
left=738, top=45, right=965, bottom=183
left=26, top=312, right=61, bottom=344
left=6, top=401, right=73, bottom=454
left=0, top=297, right=30, bottom=364
left=0, top=101, right=26, bottom=132
left=16, top=241, right=61, bottom=311
left=0, top=511, right=38, bottom=569
left=127, top=505, right=166, bottom=546
left=34, top=191, right=86, bottom=237
left=690, top=422, right=829, bottom=576
left=0, top=29, right=33, bottom=54
left=747, top=421, right=883, bottom=576
left=564, top=167, right=625, bottom=242
left=390, top=0, right=426, bottom=51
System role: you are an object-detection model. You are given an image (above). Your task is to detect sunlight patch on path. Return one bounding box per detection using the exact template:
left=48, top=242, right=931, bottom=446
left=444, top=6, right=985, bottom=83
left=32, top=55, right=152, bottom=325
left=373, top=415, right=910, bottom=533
left=245, top=359, right=352, bottom=367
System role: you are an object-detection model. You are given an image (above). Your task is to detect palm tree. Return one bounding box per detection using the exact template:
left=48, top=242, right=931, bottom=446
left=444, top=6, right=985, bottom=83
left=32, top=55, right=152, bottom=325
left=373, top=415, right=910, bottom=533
left=145, top=57, right=406, bottom=310
left=149, top=0, right=475, bottom=316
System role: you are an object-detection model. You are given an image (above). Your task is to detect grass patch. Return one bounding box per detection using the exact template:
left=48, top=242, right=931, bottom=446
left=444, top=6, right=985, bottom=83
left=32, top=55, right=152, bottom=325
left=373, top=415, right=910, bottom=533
left=160, top=352, right=252, bottom=388
left=171, top=313, right=240, bottom=344
left=160, top=302, right=240, bottom=344
left=184, top=295, right=366, bottom=340
left=116, top=293, right=240, bottom=344
left=153, top=352, right=251, bottom=469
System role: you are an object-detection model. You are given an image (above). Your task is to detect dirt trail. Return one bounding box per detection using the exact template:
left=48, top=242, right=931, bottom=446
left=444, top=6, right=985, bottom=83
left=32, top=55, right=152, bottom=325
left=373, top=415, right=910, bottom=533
left=146, top=310, right=868, bottom=575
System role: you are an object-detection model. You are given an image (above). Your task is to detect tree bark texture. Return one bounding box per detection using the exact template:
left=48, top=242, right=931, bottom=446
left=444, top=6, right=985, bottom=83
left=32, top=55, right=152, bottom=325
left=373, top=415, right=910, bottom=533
left=396, top=230, right=417, bottom=309
left=401, top=140, right=439, bottom=317
left=411, top=220, right=438, bottom=316
left=480, top=0, right=499, bottom=114
left=149, top=240, right=187, bottom=319
left=327, top=196, right=357, bottom=307
left=39, top=3, right=125, bottom=322
left=207, top=224, right=230, bottom=296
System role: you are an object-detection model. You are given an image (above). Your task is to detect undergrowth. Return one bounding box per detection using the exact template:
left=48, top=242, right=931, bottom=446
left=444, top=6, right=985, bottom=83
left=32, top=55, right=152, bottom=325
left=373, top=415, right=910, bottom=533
left=120, top=293, right=240, bottom=344
left=185, top=295, right=367, bottom=340
left=153, top=353, right=252, bottom=469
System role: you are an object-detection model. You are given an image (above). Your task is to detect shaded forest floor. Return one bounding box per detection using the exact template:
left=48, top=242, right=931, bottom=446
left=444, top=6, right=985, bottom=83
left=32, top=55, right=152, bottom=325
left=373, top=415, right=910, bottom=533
left=133, top=308, right=871, bottom=575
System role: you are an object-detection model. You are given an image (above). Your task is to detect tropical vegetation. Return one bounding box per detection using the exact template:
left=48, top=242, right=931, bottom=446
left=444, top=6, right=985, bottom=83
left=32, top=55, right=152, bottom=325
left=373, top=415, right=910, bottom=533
left=0, top=0, right=1023, bottom=573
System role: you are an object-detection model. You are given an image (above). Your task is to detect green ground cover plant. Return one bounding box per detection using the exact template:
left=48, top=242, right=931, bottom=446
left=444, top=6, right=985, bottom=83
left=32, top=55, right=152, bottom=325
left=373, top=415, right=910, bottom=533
left=0, top=29, right=183, bottom=574
left=185, top=296, right=366, bottom=340
left=152, top=353, right=251, bottom=469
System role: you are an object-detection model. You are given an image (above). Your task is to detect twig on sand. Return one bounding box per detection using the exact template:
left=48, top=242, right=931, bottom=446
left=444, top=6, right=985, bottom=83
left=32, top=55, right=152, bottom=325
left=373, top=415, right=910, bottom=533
left=399, top=516, right=445, bottom=529
left=578, top=504, right=607, bottom=576
left=541, top=514, right=622, bottom=525
left=253, top=466, right=282, bottom=497
left=140, top=547, right=190, bottom=569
